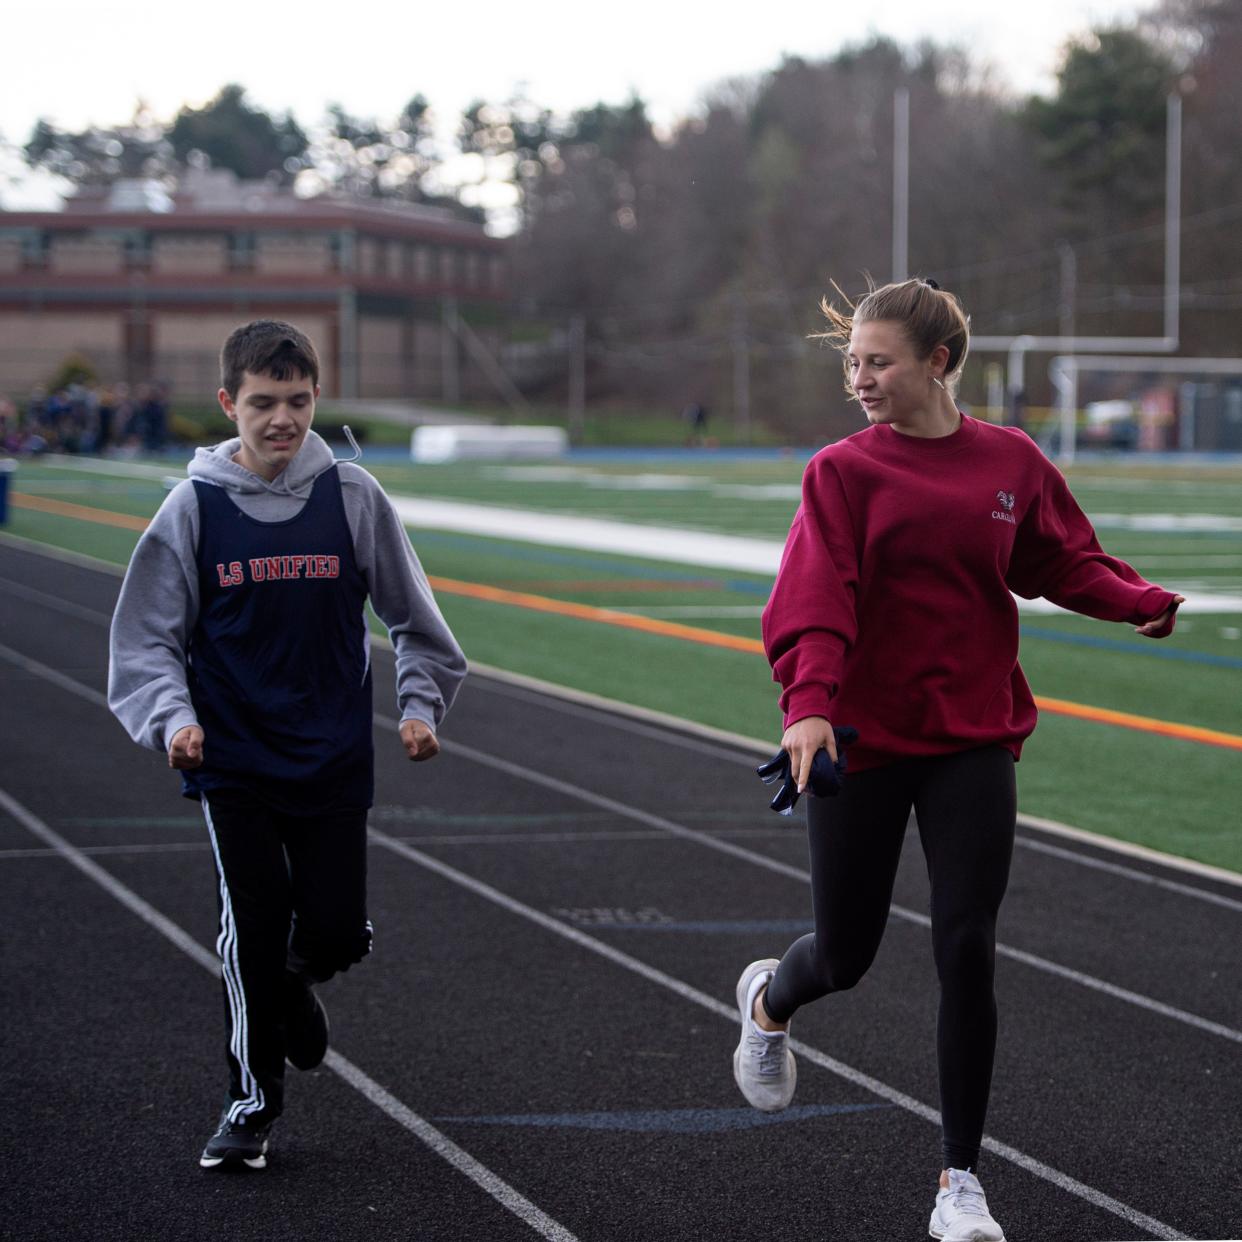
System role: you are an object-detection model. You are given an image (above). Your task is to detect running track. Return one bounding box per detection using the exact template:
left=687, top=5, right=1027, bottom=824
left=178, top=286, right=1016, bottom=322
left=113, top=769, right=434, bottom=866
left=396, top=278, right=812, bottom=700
left=1, top=539, right=1239, bottom=1242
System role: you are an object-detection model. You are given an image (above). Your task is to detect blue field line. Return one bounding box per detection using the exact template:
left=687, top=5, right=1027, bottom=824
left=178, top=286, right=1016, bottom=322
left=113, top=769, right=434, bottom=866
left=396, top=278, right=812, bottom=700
left=434, top=1104, right=892, bottom=1134
left=586, top=919, right=814, bottom=935
left=1020, top=625, right=1242, bottom=669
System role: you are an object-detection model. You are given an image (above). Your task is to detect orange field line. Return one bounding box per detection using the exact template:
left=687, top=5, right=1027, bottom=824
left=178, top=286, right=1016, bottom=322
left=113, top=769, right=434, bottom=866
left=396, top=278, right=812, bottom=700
left=13, top=489, right=1242, bottom=751
left=426, top=575, right=764, bottom=654
left=1033, top=696, right=1242, bottom=752
left=11, top=492, right=151, bottom=532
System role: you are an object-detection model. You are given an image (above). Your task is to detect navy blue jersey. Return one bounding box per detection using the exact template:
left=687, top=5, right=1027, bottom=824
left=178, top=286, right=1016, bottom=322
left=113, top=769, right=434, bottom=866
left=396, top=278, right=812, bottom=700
left=184, top=467, right=374, bottom=813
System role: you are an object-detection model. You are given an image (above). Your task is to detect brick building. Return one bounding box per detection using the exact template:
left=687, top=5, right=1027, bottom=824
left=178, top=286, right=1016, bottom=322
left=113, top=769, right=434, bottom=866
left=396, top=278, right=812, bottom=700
left=0, top=171, right=508, bottom=400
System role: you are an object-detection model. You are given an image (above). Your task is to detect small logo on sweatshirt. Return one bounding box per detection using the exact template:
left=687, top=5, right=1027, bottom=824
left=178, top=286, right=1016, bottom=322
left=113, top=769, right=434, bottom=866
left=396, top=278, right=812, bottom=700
left=992, top=490, right=1017, bottom=524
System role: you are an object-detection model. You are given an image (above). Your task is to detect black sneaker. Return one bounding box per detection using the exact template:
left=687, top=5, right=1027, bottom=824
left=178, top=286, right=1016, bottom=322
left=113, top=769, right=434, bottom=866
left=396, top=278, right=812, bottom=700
left=199, top=1112, right=271, bottom=1170
left=283, top=970, right=329, bottom=1071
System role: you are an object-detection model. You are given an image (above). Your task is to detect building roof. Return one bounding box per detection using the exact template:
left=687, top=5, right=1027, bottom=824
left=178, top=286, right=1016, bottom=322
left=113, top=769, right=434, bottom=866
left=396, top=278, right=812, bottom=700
left=1, top=170, right=500, bottom=248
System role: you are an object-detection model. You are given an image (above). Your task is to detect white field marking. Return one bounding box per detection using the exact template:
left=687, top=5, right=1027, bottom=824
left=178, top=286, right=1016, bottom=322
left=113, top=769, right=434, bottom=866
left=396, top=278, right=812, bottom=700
left=0, top=640, right=110, bottom=709
left=1013, top=837, right=1242, bottom=914
left=1015, top=591, right=1242, bottom=614
left=1017, top=813, right=1242, bottom=893
left=0, top=828, right=799, bottom=861
left=1049, top=475, right=1242, bottom=494
left=0, top=785, right=581, bottom=1242
left=0, top=529, right=127, bottom=576
left=17, top=455, right=182, bottom=482
left=0, top=576, right=114, bottom=626
left=367, top=827, right=1191, bottom=1242
left=388, top=829, right=668, bottom=846
left=389, top=495, right=783, bottom=572
left=485, top=466, right=707, bottom=490
left=1130, top=555, right=1242, bottom=567
left=321, top=1054, right=580, bottom=1242
left=374, top=717, right=1242, bottom=1047
left=1091, top=513, right=1242, bottom=532
left=0, top=842, right=207, bottom=860
left=459, top=657, right=775, bottom=761
left=711, top=484, right=803, bottom=501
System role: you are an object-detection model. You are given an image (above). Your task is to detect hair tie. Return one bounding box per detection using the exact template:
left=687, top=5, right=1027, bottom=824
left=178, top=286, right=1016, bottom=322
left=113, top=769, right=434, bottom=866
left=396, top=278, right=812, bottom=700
left=923, top=278, right=941, bottom=290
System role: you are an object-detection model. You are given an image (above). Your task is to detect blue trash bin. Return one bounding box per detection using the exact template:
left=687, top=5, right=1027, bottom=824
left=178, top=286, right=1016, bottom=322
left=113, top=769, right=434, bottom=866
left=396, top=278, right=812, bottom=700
left=0, top=459, right=15, bottom=524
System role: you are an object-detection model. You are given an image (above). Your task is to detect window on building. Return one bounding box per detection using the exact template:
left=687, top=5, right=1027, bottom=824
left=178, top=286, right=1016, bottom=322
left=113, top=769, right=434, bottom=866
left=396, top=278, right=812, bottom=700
left=230, top=233, right=255, bottom=270
left=21, top=231, right=48, bottom=268
left=124, top=231, right=151, bottom=268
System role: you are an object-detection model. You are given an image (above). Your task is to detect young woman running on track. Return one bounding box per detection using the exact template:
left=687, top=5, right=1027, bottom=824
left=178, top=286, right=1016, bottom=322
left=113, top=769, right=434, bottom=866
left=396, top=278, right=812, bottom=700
left=731, top=277, right=1183, bottom=1242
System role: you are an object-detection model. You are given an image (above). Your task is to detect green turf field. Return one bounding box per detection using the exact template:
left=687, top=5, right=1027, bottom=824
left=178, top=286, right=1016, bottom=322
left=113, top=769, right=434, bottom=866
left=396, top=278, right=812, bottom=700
left=4, top=451, right=1240, bottom=872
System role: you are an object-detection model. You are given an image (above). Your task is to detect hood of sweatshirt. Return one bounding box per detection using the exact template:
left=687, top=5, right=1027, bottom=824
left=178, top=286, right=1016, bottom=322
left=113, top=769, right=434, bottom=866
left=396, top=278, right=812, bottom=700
left=186, top=428, right=338, bottom=498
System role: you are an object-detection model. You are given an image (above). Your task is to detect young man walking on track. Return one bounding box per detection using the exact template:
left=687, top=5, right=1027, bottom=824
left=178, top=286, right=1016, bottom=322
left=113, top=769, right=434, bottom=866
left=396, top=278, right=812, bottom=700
left=731, top=278, right=1183, bottom=1241
left=108, top=320, right=466, bottom=1170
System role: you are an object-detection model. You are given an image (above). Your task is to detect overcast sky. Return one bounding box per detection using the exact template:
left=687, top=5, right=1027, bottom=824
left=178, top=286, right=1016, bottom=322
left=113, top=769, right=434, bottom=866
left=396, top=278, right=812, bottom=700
left=2, top=0, right=1147, bottom=208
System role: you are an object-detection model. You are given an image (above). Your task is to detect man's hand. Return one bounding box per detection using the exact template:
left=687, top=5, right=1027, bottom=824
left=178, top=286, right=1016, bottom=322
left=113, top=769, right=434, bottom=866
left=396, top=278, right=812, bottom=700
left=1135, top=594, right=1185, bottom=639
left=168, top=725, right=204, bottom=769
left=400, top=719, right=440, bottom=762
left=780, top=715, right=836, bottom=793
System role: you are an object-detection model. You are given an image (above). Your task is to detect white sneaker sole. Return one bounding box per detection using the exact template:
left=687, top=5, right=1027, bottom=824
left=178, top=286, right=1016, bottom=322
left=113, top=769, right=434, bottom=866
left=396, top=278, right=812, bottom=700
left=929, top=1211, right=1006, bottom=1241
left=200, top=1141, right=268, bottom=1170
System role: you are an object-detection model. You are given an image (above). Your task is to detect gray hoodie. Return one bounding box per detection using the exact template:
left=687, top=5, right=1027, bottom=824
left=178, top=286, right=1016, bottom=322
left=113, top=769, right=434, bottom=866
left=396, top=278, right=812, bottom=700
left=108, top=430, right=467, bottom=754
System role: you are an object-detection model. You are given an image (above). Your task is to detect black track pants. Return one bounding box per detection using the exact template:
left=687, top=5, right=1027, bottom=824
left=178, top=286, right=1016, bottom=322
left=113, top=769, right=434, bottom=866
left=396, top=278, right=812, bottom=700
left=761, top=747, right=1016, bottom=1172
left=202, top=791, right=372, bottom=1126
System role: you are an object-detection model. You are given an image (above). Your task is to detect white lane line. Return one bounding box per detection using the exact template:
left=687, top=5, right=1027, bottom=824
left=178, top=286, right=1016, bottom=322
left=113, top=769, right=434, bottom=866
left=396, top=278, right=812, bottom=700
left=415, top=729, right=1242, bottom=1047
left=469, top=672, right=767, bottom=764
left=0, top=639, right=110, bottom=708
left=0, top=575, right=115, bottom=626
left=0, top=842, right=207, bottom=860
left=1013, top=812, right=1242, bottom=892
left=466, top=666, right=1242, bottom=898
left=1014, top=836, right=1242, bottom=915
left=0, top=827, right=800, bottom=861
left=0, top=529, right=127, bottom=576
left=0, top=786, right=580, bottom=1242
left=367, top=827, right=1190, bottom=1242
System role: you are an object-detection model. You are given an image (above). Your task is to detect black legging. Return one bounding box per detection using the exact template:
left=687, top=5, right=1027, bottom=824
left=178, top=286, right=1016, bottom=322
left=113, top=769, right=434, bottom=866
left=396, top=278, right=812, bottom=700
left=762, top=746, right=1016, bottom=1172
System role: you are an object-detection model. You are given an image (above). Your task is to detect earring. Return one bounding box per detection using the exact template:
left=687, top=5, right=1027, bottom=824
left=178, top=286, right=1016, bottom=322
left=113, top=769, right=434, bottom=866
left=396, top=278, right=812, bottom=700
left=931, top=376, right=946, bottom=390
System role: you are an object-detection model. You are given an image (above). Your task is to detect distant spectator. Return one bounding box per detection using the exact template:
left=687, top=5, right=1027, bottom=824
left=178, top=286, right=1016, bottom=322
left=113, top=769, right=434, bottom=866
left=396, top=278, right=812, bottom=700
left=95, top=385, right=119, bottom=453
left=682, top=400, right=709, bottom=446
left=139, top=382, right=170, bottom=452
left=0, top=397, right=17, bottom=453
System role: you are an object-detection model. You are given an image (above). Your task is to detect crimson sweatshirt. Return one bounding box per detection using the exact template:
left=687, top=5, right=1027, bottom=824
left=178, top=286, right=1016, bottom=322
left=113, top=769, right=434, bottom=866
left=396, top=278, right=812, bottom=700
left=762, top=415, right=1178, bottom=772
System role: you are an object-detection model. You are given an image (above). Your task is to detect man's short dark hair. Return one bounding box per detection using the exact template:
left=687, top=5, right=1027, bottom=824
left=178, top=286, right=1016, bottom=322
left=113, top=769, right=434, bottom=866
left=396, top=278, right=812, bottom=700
left=220, top=320, right=320, bottom=399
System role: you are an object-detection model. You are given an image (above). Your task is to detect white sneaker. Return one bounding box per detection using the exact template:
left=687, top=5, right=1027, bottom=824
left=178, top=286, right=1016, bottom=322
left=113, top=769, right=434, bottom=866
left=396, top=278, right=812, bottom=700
left=731, top=958, right=796, bottom=1112
left=929, top=1169, right=1006, bottom=1242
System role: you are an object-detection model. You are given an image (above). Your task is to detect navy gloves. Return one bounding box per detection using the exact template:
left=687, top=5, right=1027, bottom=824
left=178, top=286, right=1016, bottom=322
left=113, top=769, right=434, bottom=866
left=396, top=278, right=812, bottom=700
left=756, top=726, right=859, bottom=816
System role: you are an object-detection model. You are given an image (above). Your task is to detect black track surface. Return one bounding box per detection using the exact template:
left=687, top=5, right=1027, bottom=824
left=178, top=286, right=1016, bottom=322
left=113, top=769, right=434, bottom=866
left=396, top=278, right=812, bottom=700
left=1, top=539, right=1239, bottom=1242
